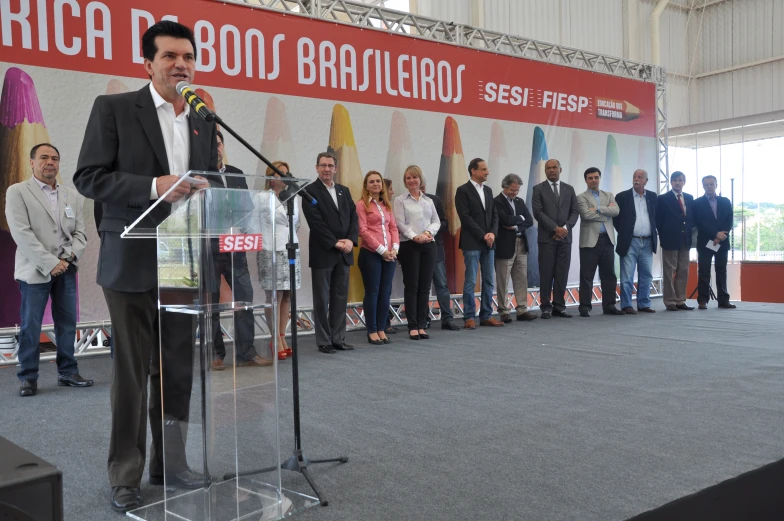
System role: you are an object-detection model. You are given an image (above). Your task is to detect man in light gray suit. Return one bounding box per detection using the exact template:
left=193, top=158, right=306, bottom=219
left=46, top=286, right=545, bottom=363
left=5, top=143, right=92, bottom=397
left=531, top=158, right=580, bottom=319
left=576, top=167, right=624, bottom=317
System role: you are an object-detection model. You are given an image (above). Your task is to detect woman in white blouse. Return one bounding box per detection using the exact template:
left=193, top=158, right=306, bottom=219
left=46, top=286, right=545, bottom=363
left=393, top=165, right=440, bottom=340
left=257, top=161, right=300, bottom=360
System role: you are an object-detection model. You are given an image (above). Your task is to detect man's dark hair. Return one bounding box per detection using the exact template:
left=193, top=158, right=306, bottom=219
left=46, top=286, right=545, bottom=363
left=316, top=151, right=338, bottom=167
left=468, top=158, right=485, bottom=177
left=671, top=171, right=685, bottom=182
left=216, top=130, right=224, bottom=143
left=583, top=167, right=601, bottom=180
left=30, top=143, right=60, bottom=159
left=142, top=21, right=197, bottom=62
left=702, top=175, right=717, bottom=184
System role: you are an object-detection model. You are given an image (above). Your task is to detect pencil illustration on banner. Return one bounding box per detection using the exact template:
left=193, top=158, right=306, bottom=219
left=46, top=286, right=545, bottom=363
left=0, top=67, right=50, bottom=328
left=525, top=126, right=549, bottom=288
left=567, top=130, right=584, bottom=187
left=595, top=98, right=642, bottom=122
left=328, top=104, right=365, bottom=304
left=488, top=122, right=510, bottom=179
left=604, top=134, right=622, bottom=276
left=435, top=116, right=468, bottom=294
left=258, top=97, right=298, bottom=191
left=383, top=111, right=412, bottom=199
left=106, top=79, right=130, bottom=95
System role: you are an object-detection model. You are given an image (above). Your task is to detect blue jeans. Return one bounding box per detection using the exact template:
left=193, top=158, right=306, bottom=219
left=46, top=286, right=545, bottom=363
left=431, top=260, right=453, bottom=320
left=358, top=249, right=397, bottom=333
left=463, top=248, right=495, bottom=321
left=17, top=266, right=79, bottom=381
left=620, top=237, right=653, bottom=309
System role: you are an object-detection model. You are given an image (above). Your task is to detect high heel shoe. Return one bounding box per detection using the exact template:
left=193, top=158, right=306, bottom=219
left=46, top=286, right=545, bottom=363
left=379, top=336, right=391, bottom=344
left=367, top=334, right=384, bottom=346
left=408, top=332, right=420, bottom=340
left=418, top=332, right=430, bottom=340
left=269, top=341, right=287, bottom=360
left=280, top=334, right=293, bottom=357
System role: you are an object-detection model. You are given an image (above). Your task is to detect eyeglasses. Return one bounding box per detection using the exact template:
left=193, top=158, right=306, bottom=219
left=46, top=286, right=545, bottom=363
left=317, top=163, right=337, bottom=169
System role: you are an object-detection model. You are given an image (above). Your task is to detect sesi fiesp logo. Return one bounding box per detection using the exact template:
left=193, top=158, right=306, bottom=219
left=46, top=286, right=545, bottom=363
left=219, top=234, right=263, bottom=253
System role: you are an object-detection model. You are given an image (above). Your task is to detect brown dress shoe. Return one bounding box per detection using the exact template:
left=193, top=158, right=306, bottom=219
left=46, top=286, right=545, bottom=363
left=464, top=319, right=476, bottom=330
left=237, top=355, right=273, bottom=367
left=665, top=304, right=678, bottom=311
left=516, top=311, right=538, bottom=321
left=637, top=307, right=656, bottom=313
left=211, top=359, right=225, bottom=371
left=480, top=318, right=504, bottom=327
left=622, top=307, right=637, bottom=315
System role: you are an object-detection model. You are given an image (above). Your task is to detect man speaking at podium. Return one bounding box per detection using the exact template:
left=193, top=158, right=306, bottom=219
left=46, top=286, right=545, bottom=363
left=73, top=21, right=219, bottom=512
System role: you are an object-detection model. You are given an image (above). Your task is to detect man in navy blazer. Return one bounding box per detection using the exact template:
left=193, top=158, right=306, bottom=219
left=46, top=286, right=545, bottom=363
left=692, top=175, right=735, bottom=309
left=656, top=171, right=695, bottom=311
left=613, top=169, right=658, bottom=314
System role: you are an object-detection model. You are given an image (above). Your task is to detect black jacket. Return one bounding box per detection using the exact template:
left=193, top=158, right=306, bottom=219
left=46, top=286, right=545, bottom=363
left=656, top=190, right=694, bottom=250
left=301, top=179, right=359, bottom=268
left=424, top=192, right=448, bottom=262
left=493, top=193, right=533, bottom=259
left=455, top=181, right=498, bottom=250
left=613, top=188, right=658, bottom=257
left=692, top=194, right=733, bottom=253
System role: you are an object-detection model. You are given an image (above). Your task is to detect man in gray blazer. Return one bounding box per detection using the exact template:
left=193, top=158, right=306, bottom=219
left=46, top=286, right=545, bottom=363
left=531, top=159, right=580, bottom=319
left=576, top=167, right=624, bottom=317
left=5, top=143, right=92, bottom=397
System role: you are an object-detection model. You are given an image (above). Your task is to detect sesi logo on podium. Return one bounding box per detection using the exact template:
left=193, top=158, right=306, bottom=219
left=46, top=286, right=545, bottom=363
left=219, top=234, right=264, bottom=253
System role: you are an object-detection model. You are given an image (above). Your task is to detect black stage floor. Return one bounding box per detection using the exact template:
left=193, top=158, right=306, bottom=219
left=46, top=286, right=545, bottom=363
left=2, top=300, right=783, bottom=520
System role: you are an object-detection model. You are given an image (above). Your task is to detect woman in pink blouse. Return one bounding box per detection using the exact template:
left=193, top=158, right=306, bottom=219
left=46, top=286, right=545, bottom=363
left=356, top=171, right=400, bottom=345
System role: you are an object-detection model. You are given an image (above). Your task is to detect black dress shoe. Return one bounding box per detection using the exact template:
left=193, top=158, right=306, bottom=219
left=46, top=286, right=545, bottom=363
left=540, top=311, right=552, bottom=319
left=579, top=310, right=590, bottom=317
left=637, top=307, right=656, bottom=313
left=385, top=326, right=398, bottom=334
left=718, top=303, right=737, bottom=309
left=552, top=310, right=572, bottom=318
left=698, top=302, right=708, bottom=310
left=500, top=314, right=513, bottom=324
left=425, top=318, right=432, bottom=329
left=57, top=373, right=94, bottom=387
left=318, top=345, right=336, bottom=354
left=441, top=319, right=460, bottom=330
left=111, top=486, right=141, bottom=513
left=676, top=303, right=695, bottom=310
left=603, top=307, right=626, bottom=316
left=332, top=343, right=354, bottom=351
left=19, top=379, right=37, bottom=397
left=150, top=469, right=206, bottom=490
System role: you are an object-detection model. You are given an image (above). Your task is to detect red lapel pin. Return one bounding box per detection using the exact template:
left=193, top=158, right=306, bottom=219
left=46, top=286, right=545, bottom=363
left=194, top=129, right=199, bottom=135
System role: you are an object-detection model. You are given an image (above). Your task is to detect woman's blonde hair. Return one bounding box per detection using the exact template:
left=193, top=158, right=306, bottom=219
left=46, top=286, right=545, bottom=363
left=403, top=165, right=424, bottom=190
left=265, top=161, right=291, bottom=190
left=360, top=171, right=392, bottom=211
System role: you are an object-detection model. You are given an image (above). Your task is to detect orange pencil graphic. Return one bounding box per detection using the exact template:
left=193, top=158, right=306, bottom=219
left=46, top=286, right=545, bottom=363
left=383, top=111, right=412, bottom=198
left=595, top=98, right=642, bottom=122
left=328, top=104, right=365, bottom=304
left=0, top=67, right=50, bottom=327
left=435, top=117, right=468, bottom=295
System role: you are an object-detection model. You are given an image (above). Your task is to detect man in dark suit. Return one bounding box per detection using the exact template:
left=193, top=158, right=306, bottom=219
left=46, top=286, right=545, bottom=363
left=656, top=170, right=695, bottom=311
left=455, top=158, right=502, bottom=329
left=73, top=21, right=219, bottom=512
left=531, top=159, right=580, bottom=319
left=209, top=131, right=268, bottom=370
left=613, top=169, right=658, bottom=314
left=692, top=175, right=735, bottom=309
left=422, top=182, right=459, bottom=331
left=493, top=173, right=537, bottom=323
left=301, top=151, right=359, bottom=353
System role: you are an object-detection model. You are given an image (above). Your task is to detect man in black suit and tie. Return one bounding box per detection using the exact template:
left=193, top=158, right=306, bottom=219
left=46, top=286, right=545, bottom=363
left=73, top=22, right=219, bottom=511
left=656, top=170, right=695, bottom=311
left=209, top=131, right=269, bottom=370
left=455, top=158, right=502, bottom=329
left=613, top=169, right=658, bottom=314
left=301, top=151, right=359, bottom=353
left=531, top=159, right=580, bottom=319
left=493, top=173, right=537, bottom=323
left=693, top=175, right=735, bottom=309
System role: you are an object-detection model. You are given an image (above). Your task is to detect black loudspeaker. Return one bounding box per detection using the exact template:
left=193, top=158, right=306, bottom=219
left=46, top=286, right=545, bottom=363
left=0, top=437, right=63, bottom=521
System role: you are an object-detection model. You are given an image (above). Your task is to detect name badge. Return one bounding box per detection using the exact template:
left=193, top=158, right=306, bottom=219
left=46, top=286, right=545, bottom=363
left=64, top=205, right=75, bottom=218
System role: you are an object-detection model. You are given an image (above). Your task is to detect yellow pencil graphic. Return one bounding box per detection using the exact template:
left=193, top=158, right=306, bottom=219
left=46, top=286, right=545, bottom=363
left=328, top=104, right=365, bottom=304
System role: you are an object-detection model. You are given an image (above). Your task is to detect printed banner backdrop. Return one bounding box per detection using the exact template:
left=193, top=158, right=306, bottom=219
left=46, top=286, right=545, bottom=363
left=0, top=0, right=659, bottom=326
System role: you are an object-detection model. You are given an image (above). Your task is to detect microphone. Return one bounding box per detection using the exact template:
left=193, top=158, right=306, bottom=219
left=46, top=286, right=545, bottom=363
left=176, top=82, right=216, bottom=122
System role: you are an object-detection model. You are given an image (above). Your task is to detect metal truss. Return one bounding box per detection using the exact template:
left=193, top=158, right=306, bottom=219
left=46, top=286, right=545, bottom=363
left=656, top=78, right=670, bottom=194
left=0, top=279, right=662, bottom=366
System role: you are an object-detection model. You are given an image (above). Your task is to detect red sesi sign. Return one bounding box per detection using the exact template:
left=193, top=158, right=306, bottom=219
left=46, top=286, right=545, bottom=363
left=219, top=234, right=263, bottom=253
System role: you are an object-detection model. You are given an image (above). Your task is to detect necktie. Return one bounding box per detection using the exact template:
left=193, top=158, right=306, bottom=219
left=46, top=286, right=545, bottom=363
left=677, top=193, right=685, bottom=215
left=552, top=182, right=559, bottom=200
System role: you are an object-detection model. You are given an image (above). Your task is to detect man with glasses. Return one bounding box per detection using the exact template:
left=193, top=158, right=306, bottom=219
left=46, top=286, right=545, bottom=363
left=301, top=152, right=359, bottom=353
left=656, top=171, right=695, bottom=311
left=693, top=175, right=735, bottom=309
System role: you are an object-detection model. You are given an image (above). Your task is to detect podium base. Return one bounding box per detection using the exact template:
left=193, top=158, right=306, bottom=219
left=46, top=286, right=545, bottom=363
left=126, top=478, right=318, bottom=521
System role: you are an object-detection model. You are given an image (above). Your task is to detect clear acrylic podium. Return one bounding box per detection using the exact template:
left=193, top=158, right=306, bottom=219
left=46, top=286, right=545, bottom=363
left=122, top=172, right=319, bottom=521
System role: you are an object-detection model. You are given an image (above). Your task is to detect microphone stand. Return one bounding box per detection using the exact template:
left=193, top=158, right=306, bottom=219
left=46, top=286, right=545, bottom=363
left=212, top=114, right=347, bottom=507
